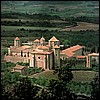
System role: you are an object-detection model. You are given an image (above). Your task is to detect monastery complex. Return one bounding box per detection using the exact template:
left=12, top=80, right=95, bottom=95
left=4, top=36, right=99, bottom=72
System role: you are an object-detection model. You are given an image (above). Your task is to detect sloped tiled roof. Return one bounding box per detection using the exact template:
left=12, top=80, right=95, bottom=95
left=76, top=56, right=86, bottom=59
left=14, top=64, right=25, bottom=70
left=37, top=46, right=49, bottom=50
left=31, top=51, right=53, bottom=55
left=61, top=45, right=82, bottom=58
left=54, top=45, right=60, bottom=48
left=49, top=36, right=59, bottom=41
left=40, top=36, right=45, bottom=41
left=66, top=45, right=82, bottom=52
left=15, top=37, right=20, bottom=40
left=23, top=47, right=34, bottom=52
left=11, top=45, right=31, bottom=52
left=21, top=45, right=31, bottom=49
left=61, top=50, right=75, bottom=58
left=33, top=39, right=40, bottom=42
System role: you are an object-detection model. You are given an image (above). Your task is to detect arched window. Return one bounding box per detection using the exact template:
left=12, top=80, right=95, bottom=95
left=24, top=54, right=26, bottom=57
left=38, top=57, right=40, bottom=59
left=27, top=52, right=29, bottom=57
left=21, top=51, right=23, bottom=57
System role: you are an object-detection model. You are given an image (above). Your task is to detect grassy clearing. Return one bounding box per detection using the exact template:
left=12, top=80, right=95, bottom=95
left=29, top=70, right=58, bottom=80
left=29, top=70, right=98, bottom=83
left=72, top=71, right=98, bottom=82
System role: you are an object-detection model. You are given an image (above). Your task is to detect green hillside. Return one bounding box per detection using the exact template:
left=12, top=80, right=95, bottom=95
left=29, top=70, right=98, bottom=83
left=1, top=1, right=99, bottom=18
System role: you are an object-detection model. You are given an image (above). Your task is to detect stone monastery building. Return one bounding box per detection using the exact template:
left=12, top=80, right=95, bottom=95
left=4, top=36, right=99, bottom=70
left=5, top=36, right=60, bottom=70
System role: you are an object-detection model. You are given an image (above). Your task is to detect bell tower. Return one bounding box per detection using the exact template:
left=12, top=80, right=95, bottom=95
left=49, top=36, right=60, bottom=49
left=54, top=45, right=60, bottom=68
left=14, top=37, right=21, bottom=47
left=40, top=36, right=45, bottom=46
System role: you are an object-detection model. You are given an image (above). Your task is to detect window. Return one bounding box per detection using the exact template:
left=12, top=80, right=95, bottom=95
left=21, top=51, right=23, bottom=57
left=24, top=54, right=26, bottom=57
left=27, top=52, right=29, bottom=57
left=28, top=59, right=30, bottom=63
left=38, top=57, right=40, bottom=59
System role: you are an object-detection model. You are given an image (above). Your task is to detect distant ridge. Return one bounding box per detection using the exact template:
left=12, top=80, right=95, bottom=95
left=1, top=1, right=99, bottom=6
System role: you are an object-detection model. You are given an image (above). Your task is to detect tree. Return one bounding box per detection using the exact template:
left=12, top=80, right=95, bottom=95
left=1, top=71, right=12, bottom=86
left=2, top=49, right=8, bottom=55
left=63, top=39, right=71, bottom=47
left=1, top=76, right=41, bottom=100
left=36, top=63, right=76, bottom=99
left=90, top=75, right=99, bottom=100
left=1, top=84, right=16, bottom=100
left=91, top=47, right=96, bottom=53
left=1, top=83, right=6, bottom=100
left=13, top=77, right=40, bottom=100
left=54, top=63, right=73, bottom=83
left=47, top=79, right=76, bottom=100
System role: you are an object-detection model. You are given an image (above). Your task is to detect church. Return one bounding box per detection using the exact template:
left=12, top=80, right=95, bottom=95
left=4, top=36, right=60, bottom=70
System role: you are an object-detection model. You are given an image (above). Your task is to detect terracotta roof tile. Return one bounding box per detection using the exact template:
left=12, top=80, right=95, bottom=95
left=61, top=50, right=74, bottom=58
left=37, top=46, right=49, bottom=50
left=14, top=64, right=25, bottom=69
left=54, top=45, right=60, bottom=48
left=33, top=39, right=40, bottom=42
left=67, top=45, right=82, bottom=52
left=11, top=45, right=31, bottom=52
left=67, top=51, right=74, bottom=57
left=61, top=45, right=82, bottom=58
left=76, top=56, right=86, bottom=59
left=23, top=48, right=33, bottom=52
left=15, top=37, right=20, bottom=40
left=31, top=51, right=53, bottom=54
left=49, top=36, right=59, bottom=41
left=21, top=45, right=31, bottom=49
left=40, top=36, right=45, bottom=41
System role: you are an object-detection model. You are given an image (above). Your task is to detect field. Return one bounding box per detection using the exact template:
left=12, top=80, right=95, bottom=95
left=61, top=22, right=99, bottom=31
left=1, top=18, right=67, bottom=23
left=1, top=25, right=61, bottom=31
left=1, top=21, right=99, bottom=32
left=1, top=1, right=99, bottom=18
left=29, top=70, right=98, bottom=83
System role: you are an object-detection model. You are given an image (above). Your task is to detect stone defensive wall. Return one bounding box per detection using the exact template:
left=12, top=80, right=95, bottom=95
left=4, top=55, right=29, bottom=63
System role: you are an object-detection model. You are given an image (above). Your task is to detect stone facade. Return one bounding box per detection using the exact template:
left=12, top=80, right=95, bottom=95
left=86, top=53, right=99, bottom=68
left=12, top=64, right=27, bottom=75
left=5, top=36, right=98, bottom=70
left=4, top=36, right=60, bottom=70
